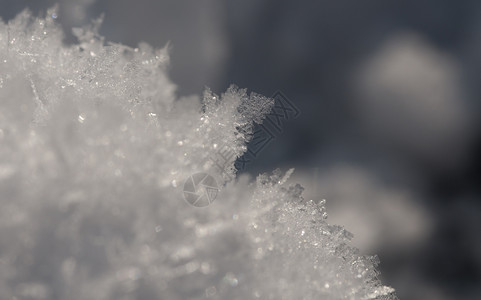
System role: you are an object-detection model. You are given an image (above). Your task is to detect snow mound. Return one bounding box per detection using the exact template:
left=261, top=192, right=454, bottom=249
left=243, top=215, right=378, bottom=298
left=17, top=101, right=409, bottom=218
left=0, top=8, right=396, bottom=300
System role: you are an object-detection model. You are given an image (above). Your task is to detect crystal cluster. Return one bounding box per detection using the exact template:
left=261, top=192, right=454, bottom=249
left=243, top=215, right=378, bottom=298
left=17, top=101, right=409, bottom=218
left=0, top=8, right=396, bottom=299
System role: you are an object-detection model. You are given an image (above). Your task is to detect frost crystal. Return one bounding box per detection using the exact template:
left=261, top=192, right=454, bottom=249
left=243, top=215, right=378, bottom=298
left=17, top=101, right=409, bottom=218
left=0, top=8, right=396, bottom=300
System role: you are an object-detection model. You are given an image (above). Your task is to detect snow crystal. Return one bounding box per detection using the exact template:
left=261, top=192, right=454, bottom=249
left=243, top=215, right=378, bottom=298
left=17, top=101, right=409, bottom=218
left=0, top=8, right=396, bottom=299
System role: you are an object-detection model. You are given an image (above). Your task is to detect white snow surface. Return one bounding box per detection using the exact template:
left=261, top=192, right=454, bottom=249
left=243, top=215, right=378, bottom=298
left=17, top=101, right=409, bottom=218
left=0, top=8, right=397, bottom=300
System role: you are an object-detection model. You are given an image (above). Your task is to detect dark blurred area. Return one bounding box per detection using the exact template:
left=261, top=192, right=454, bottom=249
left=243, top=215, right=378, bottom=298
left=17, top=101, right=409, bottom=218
left=2, top=0, right=481, bottom=299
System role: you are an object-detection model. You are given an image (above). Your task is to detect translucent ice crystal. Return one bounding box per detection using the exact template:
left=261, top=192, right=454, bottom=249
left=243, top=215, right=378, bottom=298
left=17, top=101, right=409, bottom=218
left=0, top=8, right=396, bottom=300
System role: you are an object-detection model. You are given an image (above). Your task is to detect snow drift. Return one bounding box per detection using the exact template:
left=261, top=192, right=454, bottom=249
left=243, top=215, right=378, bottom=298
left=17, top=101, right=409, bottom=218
left=0, top=8, right=396, bottom=300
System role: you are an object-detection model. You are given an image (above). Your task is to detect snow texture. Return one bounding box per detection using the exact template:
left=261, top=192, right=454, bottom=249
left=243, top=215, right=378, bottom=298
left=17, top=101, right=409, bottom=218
left=0, top=8, right=396, bottom=300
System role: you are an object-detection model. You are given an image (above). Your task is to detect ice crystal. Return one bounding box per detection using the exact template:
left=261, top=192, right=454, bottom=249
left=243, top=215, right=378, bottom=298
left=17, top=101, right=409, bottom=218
left=0, top=8, right=396, bottom=300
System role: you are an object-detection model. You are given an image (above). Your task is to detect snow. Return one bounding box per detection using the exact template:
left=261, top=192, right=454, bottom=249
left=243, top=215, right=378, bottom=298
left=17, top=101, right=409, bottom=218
left=0, top=8, right=397, bottom=299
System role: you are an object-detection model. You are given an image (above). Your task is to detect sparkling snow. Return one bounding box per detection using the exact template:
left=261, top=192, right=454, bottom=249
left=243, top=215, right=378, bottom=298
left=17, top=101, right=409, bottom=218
left=0, top=8, right=396, bottom=300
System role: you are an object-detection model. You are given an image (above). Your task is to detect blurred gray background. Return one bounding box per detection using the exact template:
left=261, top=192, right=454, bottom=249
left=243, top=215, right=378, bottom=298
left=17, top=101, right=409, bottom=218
left=2, top=0, right=481, bottom=299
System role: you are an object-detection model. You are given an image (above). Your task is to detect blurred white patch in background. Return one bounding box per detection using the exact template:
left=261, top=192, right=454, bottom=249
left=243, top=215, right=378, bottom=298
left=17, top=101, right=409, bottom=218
left=294, top=165, right=433, bottom=253
left=354, top=32, right=476, bottom=171
left=61, top=0, right=96, bottom=24
left=99, top=0, right=229, bottom=96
